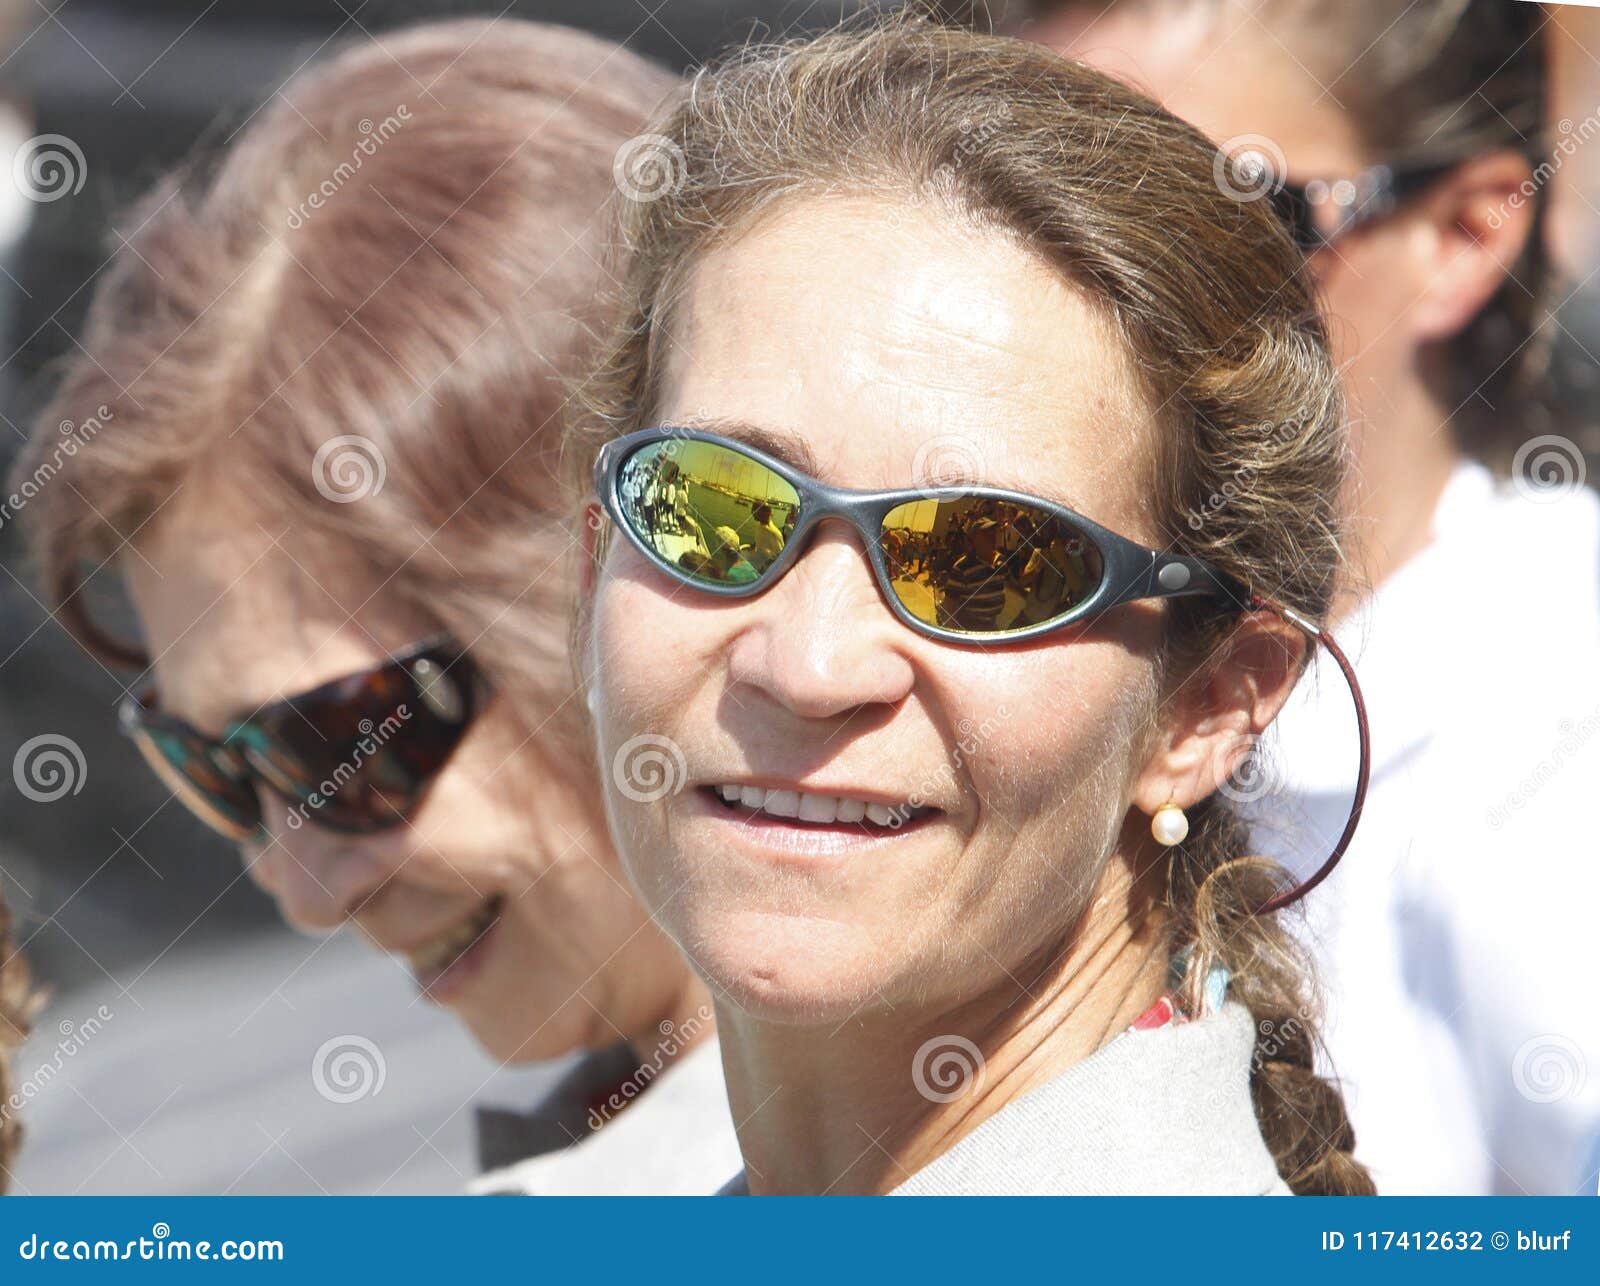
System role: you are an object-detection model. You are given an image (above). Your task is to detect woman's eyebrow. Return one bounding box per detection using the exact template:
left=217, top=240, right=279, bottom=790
left=687, top=417, right=821, bottom=476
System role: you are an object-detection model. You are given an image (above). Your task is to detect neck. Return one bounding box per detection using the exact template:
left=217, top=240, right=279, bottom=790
left=1333, top=366, right=1463, bottom=619
left=720, top=861, right=1168, bottom=1195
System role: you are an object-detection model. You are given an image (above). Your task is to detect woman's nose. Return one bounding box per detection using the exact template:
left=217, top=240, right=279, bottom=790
left=241, top=795, right=392, bottom=933
left=724, top=523, right=916, bottom=719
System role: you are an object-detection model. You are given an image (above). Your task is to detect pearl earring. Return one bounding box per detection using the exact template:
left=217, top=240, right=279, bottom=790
left=1151, top=802, right=1188, bottom=846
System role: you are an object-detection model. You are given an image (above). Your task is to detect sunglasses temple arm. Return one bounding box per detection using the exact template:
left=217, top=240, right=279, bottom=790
left=1248, top=592, right=1372, bottom=915
left=1111, top=552, right=1254, bottom=610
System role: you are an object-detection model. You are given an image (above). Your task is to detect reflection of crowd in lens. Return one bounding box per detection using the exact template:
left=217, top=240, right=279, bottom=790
left=887, top=499, right=1099, bottom=633
left=627, top=450, right=799, bottom=587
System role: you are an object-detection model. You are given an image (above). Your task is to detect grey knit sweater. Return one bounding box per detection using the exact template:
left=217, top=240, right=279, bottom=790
left=720, top=1002, right=1291, bottom=1196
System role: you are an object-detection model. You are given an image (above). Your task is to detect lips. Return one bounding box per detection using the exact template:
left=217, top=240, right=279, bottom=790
left=397, top=894, right=504, bottom=1000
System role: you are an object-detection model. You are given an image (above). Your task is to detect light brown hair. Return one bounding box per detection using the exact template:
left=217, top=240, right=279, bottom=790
left=568, top=15, right=1372, bottom=1194
left=11, top=18, right=677, bottom=777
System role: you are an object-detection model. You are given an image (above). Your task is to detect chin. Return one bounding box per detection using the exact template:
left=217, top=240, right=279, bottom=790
left=684, top=909, right=903, bottom=1026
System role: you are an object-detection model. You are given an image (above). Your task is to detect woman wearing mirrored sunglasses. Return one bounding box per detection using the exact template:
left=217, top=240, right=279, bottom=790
left=11, top=20, right=741, bottom=1194
left=1023, top=0, right=1600, bottom=1195
left=571, top=18, right=1375, bottom=1195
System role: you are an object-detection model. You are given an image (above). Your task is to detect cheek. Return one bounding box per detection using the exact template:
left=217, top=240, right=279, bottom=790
left=953, top=641, right=1153, bottom=911
left=587, top=568, right=716, bottom=878
left=396, top=712, right=540, bottom=885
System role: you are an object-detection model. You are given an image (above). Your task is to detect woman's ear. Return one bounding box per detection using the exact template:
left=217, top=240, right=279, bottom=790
left=1404, top=148, right=1539, bottom=343
left=1131, top=611, right=1308, bottom=814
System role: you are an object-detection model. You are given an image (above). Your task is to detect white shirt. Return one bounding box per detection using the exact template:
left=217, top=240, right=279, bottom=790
left=1249, top=461, right=1600, bottom=1194
left=469, top=1036, right=741, bottom=1196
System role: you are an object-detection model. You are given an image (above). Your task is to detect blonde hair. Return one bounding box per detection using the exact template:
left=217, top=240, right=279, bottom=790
left=568, top=15, right=1371, bottom=1194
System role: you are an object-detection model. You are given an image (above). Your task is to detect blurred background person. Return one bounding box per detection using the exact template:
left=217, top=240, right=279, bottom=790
left=1000, top=0, right=1600, bottom=1194
left=1, top=8, right=811, bottom=1195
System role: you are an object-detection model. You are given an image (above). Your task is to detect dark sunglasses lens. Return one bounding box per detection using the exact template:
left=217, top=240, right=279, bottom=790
left=130, top=722, right=260, bottom=840
left=238, top=653, right=473, bottom=833
left=615, top=439, right=800, bottom=588
left=1269, top=184, right=1324, bottom=252
left=881, top=496, right=1104, bottom=635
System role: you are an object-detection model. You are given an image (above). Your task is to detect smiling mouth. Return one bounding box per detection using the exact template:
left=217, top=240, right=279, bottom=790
left=407, top=894, right=504, bottom=991
left=704, top=784, right=937, bottom=831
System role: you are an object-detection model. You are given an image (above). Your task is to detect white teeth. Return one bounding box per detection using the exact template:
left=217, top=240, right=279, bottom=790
left=797, top=793, right=839, bottom=823
left=714, top=786, right=922, bottom=828
left=763, top=789, right=801, bottom=818
left=410, top=900, right=498, bottom=972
